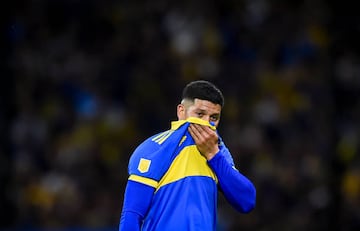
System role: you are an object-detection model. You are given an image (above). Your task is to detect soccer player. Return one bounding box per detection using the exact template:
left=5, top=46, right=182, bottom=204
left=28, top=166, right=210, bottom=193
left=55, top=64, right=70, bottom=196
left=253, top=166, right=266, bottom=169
left=119, top=80, right=256, bottom=231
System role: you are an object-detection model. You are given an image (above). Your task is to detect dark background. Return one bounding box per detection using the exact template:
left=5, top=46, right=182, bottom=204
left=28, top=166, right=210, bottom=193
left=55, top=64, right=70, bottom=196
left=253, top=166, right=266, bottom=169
left=1, top=0, right=359, bottom=230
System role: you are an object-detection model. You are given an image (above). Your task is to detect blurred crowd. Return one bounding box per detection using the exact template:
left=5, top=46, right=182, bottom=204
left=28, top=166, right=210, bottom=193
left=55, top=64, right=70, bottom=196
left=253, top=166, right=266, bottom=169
left=1, top=0, right=359, bottom=230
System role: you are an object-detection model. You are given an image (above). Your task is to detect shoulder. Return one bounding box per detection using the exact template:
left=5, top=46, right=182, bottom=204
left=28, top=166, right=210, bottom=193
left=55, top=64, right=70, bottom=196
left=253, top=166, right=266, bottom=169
left=128, top=130, right=176, bottom=179
left=130, top=132, right=165, bottom=160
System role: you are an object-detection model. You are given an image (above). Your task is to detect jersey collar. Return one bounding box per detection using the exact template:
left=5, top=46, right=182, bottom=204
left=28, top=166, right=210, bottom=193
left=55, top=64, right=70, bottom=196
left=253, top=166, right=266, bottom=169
left=171, top=117, right=216, bottom=131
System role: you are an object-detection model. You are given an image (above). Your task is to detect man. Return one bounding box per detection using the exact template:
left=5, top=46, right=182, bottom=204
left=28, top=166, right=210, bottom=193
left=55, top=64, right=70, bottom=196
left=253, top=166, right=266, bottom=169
left=119, top=80, right=256, bottom=231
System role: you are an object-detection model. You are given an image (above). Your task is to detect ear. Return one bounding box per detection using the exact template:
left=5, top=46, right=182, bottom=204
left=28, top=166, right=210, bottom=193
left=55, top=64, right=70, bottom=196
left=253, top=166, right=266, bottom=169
left=177, top=104, right=186, bottom=120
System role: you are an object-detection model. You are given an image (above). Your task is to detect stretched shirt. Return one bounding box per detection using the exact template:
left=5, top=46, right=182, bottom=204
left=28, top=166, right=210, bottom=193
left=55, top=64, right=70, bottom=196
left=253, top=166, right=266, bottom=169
left=119, top=117, right=256, bottom=231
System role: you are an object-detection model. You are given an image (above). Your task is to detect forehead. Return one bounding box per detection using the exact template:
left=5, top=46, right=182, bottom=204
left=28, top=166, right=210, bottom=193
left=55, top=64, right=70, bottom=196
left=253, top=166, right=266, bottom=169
left=190, top=99, right=222, bottom=113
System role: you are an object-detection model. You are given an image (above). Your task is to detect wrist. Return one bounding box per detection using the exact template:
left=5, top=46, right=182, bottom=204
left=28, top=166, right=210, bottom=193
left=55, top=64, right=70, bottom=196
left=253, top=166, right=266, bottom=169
left=205, top=148, right=220, bottom=161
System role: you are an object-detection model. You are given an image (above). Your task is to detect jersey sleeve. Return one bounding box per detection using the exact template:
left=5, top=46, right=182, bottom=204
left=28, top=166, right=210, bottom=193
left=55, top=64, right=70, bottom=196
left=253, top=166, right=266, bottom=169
left=208, top=142, right=256, bottom=213
left=120, top=131, right=179, bottom=230
left=119, top=180, right=155, bottom=231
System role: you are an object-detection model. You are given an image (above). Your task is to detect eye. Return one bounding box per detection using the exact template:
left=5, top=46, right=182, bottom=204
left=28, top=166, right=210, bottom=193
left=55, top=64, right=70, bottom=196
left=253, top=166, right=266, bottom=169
left=210, top=115, right=219, bottom=122
left=197, top=112, right=204, bottom=117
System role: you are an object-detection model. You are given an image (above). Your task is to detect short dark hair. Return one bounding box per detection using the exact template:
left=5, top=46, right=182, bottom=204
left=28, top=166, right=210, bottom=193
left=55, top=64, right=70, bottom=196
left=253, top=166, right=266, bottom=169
left=182, top=80, right=224, bottom=107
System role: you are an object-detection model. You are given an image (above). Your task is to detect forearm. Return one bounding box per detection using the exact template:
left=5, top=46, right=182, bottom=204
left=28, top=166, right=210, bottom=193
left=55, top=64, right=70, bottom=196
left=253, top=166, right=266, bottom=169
left=208, top=152, right=256, bottom=213
left=119, top=211, right=143, bottom=231
left=119, top=180, right=155, bottom=231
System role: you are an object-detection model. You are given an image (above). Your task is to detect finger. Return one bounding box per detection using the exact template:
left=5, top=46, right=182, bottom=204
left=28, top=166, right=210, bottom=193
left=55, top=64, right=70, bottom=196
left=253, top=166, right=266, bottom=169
left=195, top=124, right=219, bottom=144
left=189, top=124, right=207, bottom=144
left=188, top=124, right=200, bottom=141
left=192, top=124, right=207, bottom=137
left=193, top=124, right=213, bottom=134
left=192, top=124, right=208, bottom=137
left=200, top=125, right=213, bottom=135
left=193, top=124, right=216, bottom=140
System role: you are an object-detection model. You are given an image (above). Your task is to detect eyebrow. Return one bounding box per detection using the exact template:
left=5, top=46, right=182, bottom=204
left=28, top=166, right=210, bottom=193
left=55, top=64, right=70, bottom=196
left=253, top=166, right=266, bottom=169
left=211, top=113, right=220, bottom=118
left=195, top=109, right=220, bottom=117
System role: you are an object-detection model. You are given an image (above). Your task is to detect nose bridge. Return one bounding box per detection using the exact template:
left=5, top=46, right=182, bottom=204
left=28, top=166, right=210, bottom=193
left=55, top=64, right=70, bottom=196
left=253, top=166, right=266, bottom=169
left=203, top=114, right=210, bottom=122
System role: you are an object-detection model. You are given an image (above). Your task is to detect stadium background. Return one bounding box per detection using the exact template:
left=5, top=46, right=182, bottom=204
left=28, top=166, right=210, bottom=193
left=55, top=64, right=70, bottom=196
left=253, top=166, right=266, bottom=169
left=1, top=0, right=359, bottom=230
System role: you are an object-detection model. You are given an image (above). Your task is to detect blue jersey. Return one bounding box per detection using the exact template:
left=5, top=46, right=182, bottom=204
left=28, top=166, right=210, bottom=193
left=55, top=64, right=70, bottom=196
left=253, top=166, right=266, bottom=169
left=127, top=117, right=234, bottom=231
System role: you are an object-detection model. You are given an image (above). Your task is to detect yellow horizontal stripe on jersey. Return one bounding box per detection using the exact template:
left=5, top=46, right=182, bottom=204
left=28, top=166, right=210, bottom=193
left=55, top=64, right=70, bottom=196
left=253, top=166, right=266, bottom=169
left=156, top=145, right=217, bottom=192
left=129, top=175, right=159, bottom=188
